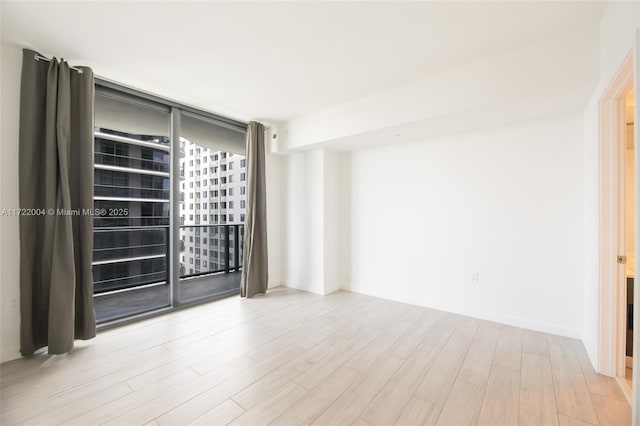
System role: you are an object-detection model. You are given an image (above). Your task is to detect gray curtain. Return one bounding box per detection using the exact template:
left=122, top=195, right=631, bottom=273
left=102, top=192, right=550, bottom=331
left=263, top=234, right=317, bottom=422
left=19, top=49, right=96, bottom=356
left=240, top=122, right=268, bottom=298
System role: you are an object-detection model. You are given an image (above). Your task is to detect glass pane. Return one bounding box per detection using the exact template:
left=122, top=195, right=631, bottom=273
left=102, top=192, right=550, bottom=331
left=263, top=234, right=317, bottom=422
left=179, top=112, right=246, bottom=302
left=93, top=91, right=171, bottom=323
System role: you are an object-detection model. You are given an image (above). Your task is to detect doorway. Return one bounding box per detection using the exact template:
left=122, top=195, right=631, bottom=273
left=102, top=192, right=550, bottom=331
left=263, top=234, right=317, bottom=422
left=624, top=88, right=635, bottom=390
left=597, top=51, right=636, bottom=403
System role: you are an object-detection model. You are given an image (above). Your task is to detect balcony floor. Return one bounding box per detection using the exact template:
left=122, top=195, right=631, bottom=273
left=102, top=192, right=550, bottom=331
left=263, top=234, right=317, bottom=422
left=94, top=271, right=241, bottom=323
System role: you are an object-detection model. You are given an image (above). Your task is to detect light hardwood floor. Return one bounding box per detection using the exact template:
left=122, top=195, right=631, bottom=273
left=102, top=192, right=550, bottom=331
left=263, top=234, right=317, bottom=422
left=0, top=288, right=631, bottom=426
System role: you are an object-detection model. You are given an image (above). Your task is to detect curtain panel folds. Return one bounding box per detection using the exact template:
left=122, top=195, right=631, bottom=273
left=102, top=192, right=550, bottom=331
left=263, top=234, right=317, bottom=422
left=19, top=49, right=96, bottom=356
left=240, top=122, right=268, bottom=298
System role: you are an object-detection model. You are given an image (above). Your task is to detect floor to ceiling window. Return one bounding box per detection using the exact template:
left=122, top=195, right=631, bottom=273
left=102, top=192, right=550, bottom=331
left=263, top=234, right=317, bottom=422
left=178, top=113, right=246, bottom=303
left=92, top=83, right=247, bottom=324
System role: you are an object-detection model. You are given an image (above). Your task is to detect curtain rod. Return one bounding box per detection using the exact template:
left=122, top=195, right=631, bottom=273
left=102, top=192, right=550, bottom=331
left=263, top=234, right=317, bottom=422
left=34, top=53, right=84, bottom=74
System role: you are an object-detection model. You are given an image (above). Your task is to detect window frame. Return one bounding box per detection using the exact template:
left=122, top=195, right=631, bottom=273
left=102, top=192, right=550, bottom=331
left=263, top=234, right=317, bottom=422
left=95, top=78, right=248, bottom=331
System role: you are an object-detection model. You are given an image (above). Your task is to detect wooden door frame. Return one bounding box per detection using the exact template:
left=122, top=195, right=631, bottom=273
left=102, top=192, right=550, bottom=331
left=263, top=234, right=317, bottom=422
left=598, top=51, right=634, bottom=391
left=634, top=28, right=640, bottom=423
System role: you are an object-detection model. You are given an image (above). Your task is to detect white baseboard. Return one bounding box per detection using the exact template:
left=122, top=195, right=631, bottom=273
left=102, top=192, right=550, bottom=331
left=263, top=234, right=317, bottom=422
left=323, top=282, right=342, bottom=295
left=268, top=281, right=284, bottom=289
left=277, top=282, right=580, bottom=339
left=342, top=285, right=581, bottom=339
left=282, top=280, right=303, bottom=291
left=1, top=348, right=20, bottom=364
left=281, top=281, right=332, bottom=296
left=285, top=282, right=345, bottom=296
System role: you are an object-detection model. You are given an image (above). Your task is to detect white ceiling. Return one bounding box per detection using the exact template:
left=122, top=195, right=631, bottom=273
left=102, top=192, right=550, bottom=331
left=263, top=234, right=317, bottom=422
left=1, top=1, right=605, bottom=123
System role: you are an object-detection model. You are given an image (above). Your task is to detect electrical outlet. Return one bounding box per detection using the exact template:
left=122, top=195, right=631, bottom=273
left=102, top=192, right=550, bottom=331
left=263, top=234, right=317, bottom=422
left=9, top=298, right=18, bottom=310
left=471, top=272, right=479, bottom=284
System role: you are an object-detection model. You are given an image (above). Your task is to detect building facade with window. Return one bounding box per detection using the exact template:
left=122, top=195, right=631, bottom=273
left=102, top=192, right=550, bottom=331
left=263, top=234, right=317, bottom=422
left=92, top=128, right=170, bottom=294
left=179, top=138, right=246, bottom=277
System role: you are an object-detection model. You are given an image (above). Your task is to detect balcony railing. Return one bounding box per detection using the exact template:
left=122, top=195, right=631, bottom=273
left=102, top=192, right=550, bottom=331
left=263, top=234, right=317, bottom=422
left=95, top=152, right=170, bottom=173
left=94, top=239, right=166, bottom=262
left=179, top=224, right=244, bottom=279
left=94, top=184, right=169, bottom=200
left=94, top=270, right=168, bottom=293
left=93, top=224, right=244, bottom=294
left=94, top=215, right=170, bottom=228
left=93, top=226, right=170, bottom=293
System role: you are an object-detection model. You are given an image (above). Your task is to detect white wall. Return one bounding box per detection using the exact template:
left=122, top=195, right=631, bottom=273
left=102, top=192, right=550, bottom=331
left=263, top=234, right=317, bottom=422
left=581, top=1, right=640, bottom=372
left=283, top=150, right=325, bottom=294
left=1, top=42, right=22, bottom=362
left=346, top=114, right=585, bottom=337
left=323, top=149, right=341, bottom=294
left=282, top=149, right=345, bottom=295
left=337, top=152, right=352, bottom=289
left=265, top=152, right=284, bottom=288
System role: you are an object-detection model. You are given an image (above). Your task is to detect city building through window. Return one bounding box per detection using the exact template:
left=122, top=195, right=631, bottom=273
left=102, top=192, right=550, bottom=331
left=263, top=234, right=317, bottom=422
left=92, top=83, right=247, bottom=323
